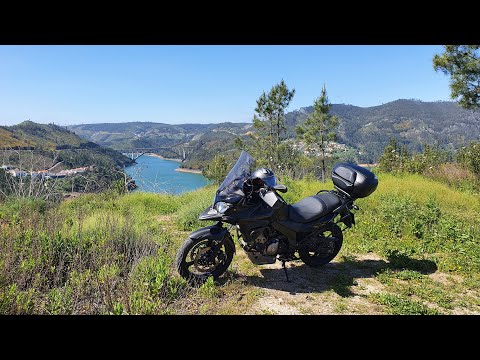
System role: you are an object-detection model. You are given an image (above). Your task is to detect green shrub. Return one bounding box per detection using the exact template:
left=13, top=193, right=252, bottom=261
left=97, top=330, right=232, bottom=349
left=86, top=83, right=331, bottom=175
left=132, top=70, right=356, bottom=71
left=175, top=188, right=216, bottom=231
left=126, top=253, right=187, bottom=314
left=198, top=276, right=220, bottom=299
left=46, top=287, right=73, bottom=315
left=457, top=141, right=480, bottom=176
left=0, top=284, right=37, bottom=314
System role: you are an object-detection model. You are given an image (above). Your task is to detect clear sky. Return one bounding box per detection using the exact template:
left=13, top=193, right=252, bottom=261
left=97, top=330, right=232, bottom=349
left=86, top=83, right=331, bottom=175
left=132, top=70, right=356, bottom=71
left=0, top=45, right=451, bottom=126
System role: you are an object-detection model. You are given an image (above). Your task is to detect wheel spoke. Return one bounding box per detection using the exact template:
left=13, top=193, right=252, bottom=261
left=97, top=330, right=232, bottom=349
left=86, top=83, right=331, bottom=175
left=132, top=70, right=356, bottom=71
left=178, top=236, right=234, bottom=281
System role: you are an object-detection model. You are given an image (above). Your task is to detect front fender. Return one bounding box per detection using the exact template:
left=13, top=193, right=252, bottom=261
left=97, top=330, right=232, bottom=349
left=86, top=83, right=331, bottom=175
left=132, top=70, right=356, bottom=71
left=188, top=224, right=236, bottom=253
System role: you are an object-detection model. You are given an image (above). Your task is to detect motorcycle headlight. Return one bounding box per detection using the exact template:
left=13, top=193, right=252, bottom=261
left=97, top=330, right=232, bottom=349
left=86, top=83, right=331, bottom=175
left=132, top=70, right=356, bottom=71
left=215, top=201, right=231, bottom=214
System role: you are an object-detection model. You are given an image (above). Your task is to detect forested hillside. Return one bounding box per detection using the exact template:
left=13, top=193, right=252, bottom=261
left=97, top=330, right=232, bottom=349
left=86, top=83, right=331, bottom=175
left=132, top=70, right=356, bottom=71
left=69, top=100, right=480, bottom=164
left=288, top=100, right=480, bottom=162
left=0, top=121, right=135, bottom=197
left=0, top=121, right=134, bottom=169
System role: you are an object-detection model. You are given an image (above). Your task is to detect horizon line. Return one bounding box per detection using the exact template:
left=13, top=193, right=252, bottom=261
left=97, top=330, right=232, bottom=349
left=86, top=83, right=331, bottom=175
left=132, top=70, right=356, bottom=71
left=2, top=98, right=456, bottom=127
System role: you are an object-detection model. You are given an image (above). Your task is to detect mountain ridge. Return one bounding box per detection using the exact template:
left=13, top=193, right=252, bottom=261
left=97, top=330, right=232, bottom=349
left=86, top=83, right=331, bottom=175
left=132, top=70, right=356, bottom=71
left=0, top=121, right=134, bottom=169
left=67, top=99, right=480, bottom=163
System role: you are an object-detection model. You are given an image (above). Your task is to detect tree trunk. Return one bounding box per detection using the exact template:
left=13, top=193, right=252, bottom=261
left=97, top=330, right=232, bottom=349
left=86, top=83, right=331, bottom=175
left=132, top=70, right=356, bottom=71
left=321, top=149, right=326, bottom=183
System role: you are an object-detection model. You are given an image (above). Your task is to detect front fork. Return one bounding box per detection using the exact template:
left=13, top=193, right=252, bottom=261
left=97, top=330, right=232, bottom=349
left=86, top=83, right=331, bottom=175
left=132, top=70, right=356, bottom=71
left=233, top=224, right=253, bottom=252
left=207, top=222, right=234, bottom=261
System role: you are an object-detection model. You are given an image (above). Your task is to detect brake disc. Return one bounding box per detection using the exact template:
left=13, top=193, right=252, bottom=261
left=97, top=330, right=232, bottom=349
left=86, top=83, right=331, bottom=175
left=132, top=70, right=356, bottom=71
left=193, top=247, right=219, bottom=273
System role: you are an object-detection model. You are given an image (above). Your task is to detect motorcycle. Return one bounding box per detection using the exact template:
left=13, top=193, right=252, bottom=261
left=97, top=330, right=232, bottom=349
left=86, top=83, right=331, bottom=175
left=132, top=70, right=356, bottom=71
left=175, top=151, right=378, bottom=283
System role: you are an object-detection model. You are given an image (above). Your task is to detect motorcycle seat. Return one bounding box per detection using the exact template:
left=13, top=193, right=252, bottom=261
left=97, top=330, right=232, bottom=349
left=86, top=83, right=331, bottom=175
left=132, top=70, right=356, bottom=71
left=288, top=192, right=343, bottom=223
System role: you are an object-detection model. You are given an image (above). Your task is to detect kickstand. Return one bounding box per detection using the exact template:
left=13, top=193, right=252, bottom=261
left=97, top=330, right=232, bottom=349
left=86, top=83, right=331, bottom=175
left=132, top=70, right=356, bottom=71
left=281, top=260, right=290, bottom=282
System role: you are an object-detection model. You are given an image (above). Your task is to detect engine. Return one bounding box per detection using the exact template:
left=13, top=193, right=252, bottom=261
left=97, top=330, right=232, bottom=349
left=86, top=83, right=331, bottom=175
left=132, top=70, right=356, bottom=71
left=248, top=226, right=288, bottom=256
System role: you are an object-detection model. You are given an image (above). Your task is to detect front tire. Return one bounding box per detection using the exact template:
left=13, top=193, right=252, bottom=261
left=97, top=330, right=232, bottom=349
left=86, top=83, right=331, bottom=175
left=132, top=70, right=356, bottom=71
left=298, top=223, right=343, bottom=268
left=175, top=234, right=235, bottom=285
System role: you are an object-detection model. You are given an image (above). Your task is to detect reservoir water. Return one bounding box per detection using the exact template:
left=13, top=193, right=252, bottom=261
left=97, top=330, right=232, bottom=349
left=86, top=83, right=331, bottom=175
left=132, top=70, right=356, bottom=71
left=124, top=155, right=209, bottom=194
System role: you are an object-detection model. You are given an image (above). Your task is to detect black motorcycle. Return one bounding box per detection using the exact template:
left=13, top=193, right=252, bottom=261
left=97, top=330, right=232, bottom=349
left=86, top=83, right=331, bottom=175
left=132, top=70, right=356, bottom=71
left=175, top=151, right=378, bottom=283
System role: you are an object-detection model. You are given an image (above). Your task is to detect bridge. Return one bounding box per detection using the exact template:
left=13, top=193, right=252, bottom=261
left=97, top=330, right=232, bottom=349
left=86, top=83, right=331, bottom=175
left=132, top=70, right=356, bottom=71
left=118, top=145, right=194, bottom=161
left=0, top=145, right=194, bottom=162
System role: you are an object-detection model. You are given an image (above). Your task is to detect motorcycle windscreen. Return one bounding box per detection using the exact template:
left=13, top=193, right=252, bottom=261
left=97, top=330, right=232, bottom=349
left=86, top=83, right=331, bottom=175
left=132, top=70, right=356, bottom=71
left=214, top=151, right=255, bottom=204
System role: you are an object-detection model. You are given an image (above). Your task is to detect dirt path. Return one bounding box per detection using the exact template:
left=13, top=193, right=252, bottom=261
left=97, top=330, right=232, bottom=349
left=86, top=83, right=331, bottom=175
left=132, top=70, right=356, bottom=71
left=230, top=252, right=478, bottom=315
left=238, top=253, right=387, bottom=314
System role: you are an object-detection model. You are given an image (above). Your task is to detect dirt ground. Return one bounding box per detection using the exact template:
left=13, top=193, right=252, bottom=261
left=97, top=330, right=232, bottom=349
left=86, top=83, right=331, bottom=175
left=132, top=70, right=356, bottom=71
left=162, top=216, right=478, bottom=315
left=238, top=253, right=387, bottom=314
left=228, top=251, right=478, bottom=315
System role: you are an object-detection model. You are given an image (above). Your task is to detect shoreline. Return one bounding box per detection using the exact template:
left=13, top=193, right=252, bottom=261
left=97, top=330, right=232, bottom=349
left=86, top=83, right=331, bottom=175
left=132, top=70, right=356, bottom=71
left=143, top=153, right=203, bottom=174
left=175, top=167, right=203, bottom=174
left=144, top=153, right=182, bottom=162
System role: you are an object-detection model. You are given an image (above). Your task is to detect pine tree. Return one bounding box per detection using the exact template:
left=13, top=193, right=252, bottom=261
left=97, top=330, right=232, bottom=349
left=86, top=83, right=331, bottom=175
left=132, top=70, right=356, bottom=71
left=251, top=80, right=295, bottom=171
left=202, top=155, right=230, bottom=184
left=378, top=138, right=398, bottom=173
left=433, top=45, right=480, bottom=110
left=296, top=85, right=338, bottom=182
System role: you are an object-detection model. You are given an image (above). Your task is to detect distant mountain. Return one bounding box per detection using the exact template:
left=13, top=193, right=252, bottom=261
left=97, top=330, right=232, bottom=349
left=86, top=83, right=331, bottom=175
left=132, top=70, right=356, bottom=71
left=287, top=100, right=480, bottom=162
left=69, top=122, right=252, bottom=150
left=69, top=122, right=254, bottom=168
left=0, top=121, right=134, bottom=169
left=68, top=99, right=480, bottom=164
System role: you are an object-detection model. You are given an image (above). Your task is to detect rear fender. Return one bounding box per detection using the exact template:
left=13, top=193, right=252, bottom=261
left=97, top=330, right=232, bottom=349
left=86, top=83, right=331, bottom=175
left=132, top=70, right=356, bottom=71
left=339, top=208, right=355, bottom=228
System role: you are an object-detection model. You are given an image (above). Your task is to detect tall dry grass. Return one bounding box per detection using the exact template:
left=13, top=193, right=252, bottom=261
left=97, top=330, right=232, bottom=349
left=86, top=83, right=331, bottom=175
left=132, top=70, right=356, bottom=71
left=0, top=195, right=188, bottom=314
left=423, top=163, right=479, bottom=193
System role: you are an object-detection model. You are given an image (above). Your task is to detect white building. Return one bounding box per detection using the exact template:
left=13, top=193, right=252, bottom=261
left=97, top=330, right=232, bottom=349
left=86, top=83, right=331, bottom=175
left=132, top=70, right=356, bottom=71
left=7, top=169, right=28, bottom=177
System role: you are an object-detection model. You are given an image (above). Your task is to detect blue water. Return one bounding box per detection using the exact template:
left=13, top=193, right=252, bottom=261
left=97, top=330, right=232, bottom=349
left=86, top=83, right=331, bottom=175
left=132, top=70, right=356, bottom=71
left=124, top=156, right=209, bottom=194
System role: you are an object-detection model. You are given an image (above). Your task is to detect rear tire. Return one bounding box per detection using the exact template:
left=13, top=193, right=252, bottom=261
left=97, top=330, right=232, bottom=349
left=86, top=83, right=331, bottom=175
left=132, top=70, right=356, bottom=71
left=175, top=234, right=235, bottom=285
left=298, top=223, right=343, bottom=268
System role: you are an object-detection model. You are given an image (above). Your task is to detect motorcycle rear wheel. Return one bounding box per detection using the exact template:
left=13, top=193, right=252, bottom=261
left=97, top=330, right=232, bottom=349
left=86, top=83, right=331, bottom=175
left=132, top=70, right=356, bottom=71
left=175, top=234, right=235, bottom=285
left=298, top=224, right=343, bottom=268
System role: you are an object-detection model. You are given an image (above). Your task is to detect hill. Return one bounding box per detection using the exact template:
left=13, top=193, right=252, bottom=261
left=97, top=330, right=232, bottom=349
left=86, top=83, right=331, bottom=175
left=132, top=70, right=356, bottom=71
left=68, top=99, right=480, bottom=164
left=0, top=121, right=134, bottom=170
left=69, top=121, right=252, bottom=150
left=288, top=100, right=480, bottom=162
left=3, top=121, right=88, bottom=149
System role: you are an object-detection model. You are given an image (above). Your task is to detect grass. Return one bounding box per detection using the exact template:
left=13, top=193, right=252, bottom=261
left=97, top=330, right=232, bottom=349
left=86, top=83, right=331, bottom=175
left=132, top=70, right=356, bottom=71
left=369, top=292, right=441, bottom=315
left=331, top=273, right=357, bottom=297
left=334, top=298, right=349, bottom=313
left=343, top=173, right=480, bottom=275
left=0, top=172, right=479, bottom=314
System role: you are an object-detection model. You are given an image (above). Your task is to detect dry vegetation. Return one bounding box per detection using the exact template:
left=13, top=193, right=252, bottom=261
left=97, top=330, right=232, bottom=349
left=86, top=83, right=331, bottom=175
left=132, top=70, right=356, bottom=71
left=1, top=172, right=479, bottom=314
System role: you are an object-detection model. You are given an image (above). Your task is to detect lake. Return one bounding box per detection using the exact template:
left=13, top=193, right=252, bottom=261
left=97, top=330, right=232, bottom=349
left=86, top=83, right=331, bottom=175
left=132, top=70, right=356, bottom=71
left=124, top=155, right=210, bottom=194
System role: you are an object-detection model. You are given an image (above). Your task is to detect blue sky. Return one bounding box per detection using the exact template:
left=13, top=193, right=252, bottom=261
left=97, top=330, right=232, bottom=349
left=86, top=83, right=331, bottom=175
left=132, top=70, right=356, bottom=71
left=0, top=45, right=451, bottom=126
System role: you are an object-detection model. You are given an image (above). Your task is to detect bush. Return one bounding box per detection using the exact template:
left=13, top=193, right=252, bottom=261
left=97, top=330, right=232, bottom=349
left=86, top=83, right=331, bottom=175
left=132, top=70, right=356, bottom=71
left=457, top=141, right=480, bottom=176
left=175, top=188, right=216, bottom=231
left=0, top=194, right=177, bottom=314
left=378, top=138, right=478, bottom=192
left=423, top=163, right=479, bottom=193
left=202, top=155, right=231, bottom=185
left=128, top=254, right=187, bottom=314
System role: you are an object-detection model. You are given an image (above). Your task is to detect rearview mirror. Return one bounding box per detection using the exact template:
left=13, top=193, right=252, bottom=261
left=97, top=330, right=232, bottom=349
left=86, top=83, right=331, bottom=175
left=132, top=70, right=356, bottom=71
left=273, top=184, right=287, bottom=193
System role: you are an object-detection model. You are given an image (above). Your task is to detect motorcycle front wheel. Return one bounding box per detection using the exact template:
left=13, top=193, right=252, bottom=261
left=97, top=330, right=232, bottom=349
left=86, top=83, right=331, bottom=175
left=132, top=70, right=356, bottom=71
left=175, top=234, right=235, bottom=285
